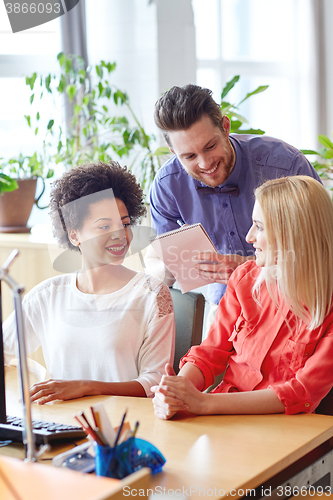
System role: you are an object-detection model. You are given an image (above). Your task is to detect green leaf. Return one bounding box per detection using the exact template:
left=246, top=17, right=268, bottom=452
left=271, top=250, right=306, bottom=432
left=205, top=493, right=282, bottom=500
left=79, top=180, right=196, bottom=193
left=65, top=57, right=72, bottom=74
left=36, top=112, right=40, bottom=121
left=57, top=74, right=67, bottom=93
left=325, top=150, right=333, bottom=159
left=45, top=74, right=52, bottom=92
left=154, top=147, right=170, bottom=156
left=229, top=111, right=248, bottom=122
left=74, top=104, right=81, bottom=115
left=113, top=90, right=127, bottom=105
left=238, top=85, right=269, bottom=105
left=47, top=119, right=54, bottom=130
left=57, top=52, right=65, bottom=66
left=98, top=82, right=104, bottom=98
left=221, top=76, right=240, bottom=100
left=96, top=64, right=103, bottom=78
left=300, top=149, right=319, bottom=155
left=221, top=101, right=231, bottom=110
left=0, top=174, right=18, bottom=194
left=104, top=86, right=111, bottom=99
left=106, top=62, right=116, bottom=73
left=83, top=95, right=91, bottom=106
left=24, top=115, right=31, bottom=127
left=236, top=128, right=265, bottom=135
left=35, top=127, right=38, bottom=135
left=318, top=135, right=333, bottom=150
left=65, top=84, right=77, bottom=102
left=230, top=120, right=243, bottom=131
left=102, top=105, right=108, bottom=112
left=318, top=146, right=328, bottom=157
left=46, top=169, right=54, bottom=179
left=26, top=72, right=37, bottom=90
left=30, top=94, right=34, bottom=104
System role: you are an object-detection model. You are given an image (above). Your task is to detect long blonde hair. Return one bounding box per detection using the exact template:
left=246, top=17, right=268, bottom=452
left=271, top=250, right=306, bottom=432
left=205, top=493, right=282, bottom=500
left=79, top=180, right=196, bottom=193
left=254, top=176, right=333, bottom=330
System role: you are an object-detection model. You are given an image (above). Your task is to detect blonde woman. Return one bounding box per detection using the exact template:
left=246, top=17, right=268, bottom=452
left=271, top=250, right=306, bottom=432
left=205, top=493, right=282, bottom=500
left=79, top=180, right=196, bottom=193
left=152, top=176, right=333, bottom=418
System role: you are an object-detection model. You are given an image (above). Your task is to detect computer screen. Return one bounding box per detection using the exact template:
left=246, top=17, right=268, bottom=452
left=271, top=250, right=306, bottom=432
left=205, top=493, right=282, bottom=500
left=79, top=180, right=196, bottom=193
left=0, top=282, right=7, bottom=423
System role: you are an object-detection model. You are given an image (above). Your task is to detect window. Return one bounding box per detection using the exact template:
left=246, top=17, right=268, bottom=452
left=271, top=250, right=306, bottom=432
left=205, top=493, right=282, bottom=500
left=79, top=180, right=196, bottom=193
left=0, top=3, right=61, bottom=225
left=0, top=1, right=61, bottom=159
left=192, top=0, right=318, bottom=150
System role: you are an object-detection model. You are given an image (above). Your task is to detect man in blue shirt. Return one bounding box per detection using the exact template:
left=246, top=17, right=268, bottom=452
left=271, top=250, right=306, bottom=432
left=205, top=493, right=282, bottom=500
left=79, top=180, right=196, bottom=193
left=148, top=84, right=320, bottom=307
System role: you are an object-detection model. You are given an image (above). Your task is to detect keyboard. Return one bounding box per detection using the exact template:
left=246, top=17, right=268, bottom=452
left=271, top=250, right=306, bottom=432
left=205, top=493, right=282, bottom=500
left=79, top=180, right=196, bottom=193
left=0, top=415, right=86, bottom=445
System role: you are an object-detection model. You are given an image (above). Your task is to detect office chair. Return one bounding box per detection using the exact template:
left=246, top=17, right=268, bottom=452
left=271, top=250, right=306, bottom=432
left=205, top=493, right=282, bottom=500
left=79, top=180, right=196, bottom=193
left=315, top=388, right=333, bottom=416
left=169, top=288, right=205, bottom=374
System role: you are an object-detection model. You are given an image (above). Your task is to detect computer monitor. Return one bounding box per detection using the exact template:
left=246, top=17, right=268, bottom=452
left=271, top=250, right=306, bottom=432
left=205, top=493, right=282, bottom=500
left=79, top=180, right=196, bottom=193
left=0, top=281, right=7, bottom=423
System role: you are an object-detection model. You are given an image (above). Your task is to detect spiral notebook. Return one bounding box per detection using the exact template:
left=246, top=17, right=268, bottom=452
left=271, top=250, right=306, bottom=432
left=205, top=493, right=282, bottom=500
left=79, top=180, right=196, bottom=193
left=150, top=223, right=218, bottom=293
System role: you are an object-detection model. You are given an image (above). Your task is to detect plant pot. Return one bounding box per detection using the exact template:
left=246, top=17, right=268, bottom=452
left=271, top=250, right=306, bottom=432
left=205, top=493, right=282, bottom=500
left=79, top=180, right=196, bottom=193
left=0, top=177, right=45, bottom=233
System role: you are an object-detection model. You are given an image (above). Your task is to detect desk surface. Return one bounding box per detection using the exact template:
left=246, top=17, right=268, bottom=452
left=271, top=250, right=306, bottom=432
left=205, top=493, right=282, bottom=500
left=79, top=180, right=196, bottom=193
left=3, top=366, right=333, bottom=499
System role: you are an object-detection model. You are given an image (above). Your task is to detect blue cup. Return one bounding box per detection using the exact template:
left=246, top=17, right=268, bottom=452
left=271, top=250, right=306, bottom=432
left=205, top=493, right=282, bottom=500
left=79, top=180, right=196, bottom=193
left=94, top=437, right=166, bottom=479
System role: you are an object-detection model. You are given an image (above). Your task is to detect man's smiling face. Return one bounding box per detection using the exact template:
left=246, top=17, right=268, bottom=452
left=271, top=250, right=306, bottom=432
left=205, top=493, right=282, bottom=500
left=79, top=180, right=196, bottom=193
left=168, top=114, right=236, bottom=187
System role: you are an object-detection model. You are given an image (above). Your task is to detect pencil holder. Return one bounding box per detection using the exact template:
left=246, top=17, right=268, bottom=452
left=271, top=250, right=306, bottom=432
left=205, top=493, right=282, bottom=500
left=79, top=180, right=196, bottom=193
left=94, top=437, right=166, bottom=479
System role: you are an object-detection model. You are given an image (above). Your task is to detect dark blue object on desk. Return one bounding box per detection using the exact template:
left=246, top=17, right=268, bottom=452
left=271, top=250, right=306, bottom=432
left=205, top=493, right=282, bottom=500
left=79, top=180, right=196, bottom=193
left=94, top=437, right=166, bottom=479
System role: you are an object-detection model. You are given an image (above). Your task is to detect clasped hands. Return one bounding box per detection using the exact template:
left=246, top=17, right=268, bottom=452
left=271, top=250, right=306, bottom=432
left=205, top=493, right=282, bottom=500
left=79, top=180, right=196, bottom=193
left=194, top=252, right=251, bottom=285
left=151, top=363, right=205, bottom=420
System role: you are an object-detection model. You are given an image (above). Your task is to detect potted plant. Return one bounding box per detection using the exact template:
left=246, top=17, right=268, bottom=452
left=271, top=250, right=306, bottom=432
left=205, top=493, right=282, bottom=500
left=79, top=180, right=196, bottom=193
left=0, top=64, right=269, bottom=234
left=24, top=53, right=170, bottom=197
left=24, top=57, right=268, bottom=198
left=220, top=75, right=268, bottom=135
left=301, top=134, right=333, bottom=196
left=0, top=153, right=53, bottom=232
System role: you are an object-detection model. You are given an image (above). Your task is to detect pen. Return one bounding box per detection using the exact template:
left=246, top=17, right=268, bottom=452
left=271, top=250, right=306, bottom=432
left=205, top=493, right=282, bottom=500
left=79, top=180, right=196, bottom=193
left=79, top=411, right=93, bottom=430
left=177, top=219, right=185, bottom=227
left=80, top=410, right=108, bottom=445
left=74, top=414, right=104, bottom=446
left=90, top=406, right=99, bottom=428
left=114, top=409, right=128, bottom=447
left=132, top=421, right=139, bottom=437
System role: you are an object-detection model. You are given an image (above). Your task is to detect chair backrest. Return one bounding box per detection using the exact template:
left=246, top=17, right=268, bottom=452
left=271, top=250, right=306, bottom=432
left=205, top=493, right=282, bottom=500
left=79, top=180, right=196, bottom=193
left=169, top=288, right=205, bottom=374
left=315, top=388, right=333, bottom=415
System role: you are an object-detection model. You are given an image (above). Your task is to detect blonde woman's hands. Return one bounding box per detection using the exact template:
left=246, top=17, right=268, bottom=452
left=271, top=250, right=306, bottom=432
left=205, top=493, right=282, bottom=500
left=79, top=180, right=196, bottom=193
left=151, top=363, right=205, bottom=419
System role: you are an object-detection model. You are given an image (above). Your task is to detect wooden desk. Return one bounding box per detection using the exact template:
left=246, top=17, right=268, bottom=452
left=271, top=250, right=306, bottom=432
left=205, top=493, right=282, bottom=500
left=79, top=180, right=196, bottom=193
left=3, top=366, right=333, bottom=499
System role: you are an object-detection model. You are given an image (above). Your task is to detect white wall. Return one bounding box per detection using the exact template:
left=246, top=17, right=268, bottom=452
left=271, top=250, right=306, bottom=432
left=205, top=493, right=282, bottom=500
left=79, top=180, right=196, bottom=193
left=156, top=0, right=196, bottom=96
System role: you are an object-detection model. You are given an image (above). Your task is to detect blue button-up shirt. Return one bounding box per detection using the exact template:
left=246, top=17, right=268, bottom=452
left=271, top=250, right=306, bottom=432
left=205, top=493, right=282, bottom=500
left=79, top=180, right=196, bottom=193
left=149, top=134, right=321, bottom=304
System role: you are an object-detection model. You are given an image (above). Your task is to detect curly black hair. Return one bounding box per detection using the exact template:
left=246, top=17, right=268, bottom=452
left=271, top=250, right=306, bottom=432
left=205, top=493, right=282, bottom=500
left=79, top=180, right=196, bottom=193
left=49, top=161, right=146, bottom=252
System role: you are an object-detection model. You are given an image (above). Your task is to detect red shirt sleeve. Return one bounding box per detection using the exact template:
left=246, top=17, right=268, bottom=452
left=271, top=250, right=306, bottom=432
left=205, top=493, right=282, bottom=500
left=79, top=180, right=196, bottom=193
left=179, top=261, right=254, bottom=390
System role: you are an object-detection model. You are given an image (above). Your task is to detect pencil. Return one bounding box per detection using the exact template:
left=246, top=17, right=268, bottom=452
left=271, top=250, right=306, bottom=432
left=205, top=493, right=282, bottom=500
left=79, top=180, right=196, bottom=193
left=90, top=406, right=98, bottom=428
left=114, top=409, right=128, bottom=447
left=132, top=421, right=139, bottom=437
left=74, top=415, right=104, bottom=445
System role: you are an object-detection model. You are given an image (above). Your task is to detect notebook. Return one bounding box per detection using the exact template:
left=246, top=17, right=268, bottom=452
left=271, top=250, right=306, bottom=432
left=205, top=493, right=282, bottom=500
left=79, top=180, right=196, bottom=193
left=150, top=223, right=218, bottom=293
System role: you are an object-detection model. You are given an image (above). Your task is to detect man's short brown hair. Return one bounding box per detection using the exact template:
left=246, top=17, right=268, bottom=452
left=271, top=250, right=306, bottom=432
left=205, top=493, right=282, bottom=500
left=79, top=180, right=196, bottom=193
left=154, top=84, right=223, bottom=147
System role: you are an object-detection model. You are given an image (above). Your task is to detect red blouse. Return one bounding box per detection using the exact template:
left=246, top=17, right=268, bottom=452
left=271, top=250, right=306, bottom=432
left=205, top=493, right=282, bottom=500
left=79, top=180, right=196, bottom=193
left=180, top=261, right=333, bottom=414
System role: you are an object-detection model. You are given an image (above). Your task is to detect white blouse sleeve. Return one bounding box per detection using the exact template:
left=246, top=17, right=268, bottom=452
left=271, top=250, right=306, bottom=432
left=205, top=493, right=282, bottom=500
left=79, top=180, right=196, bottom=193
left=134, top=282, right=175, bottom=397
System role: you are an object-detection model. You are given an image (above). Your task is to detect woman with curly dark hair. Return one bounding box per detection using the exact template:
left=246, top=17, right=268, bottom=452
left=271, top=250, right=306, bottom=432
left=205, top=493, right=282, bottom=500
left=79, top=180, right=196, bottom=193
left=4, top=161, right=175, bottom=402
